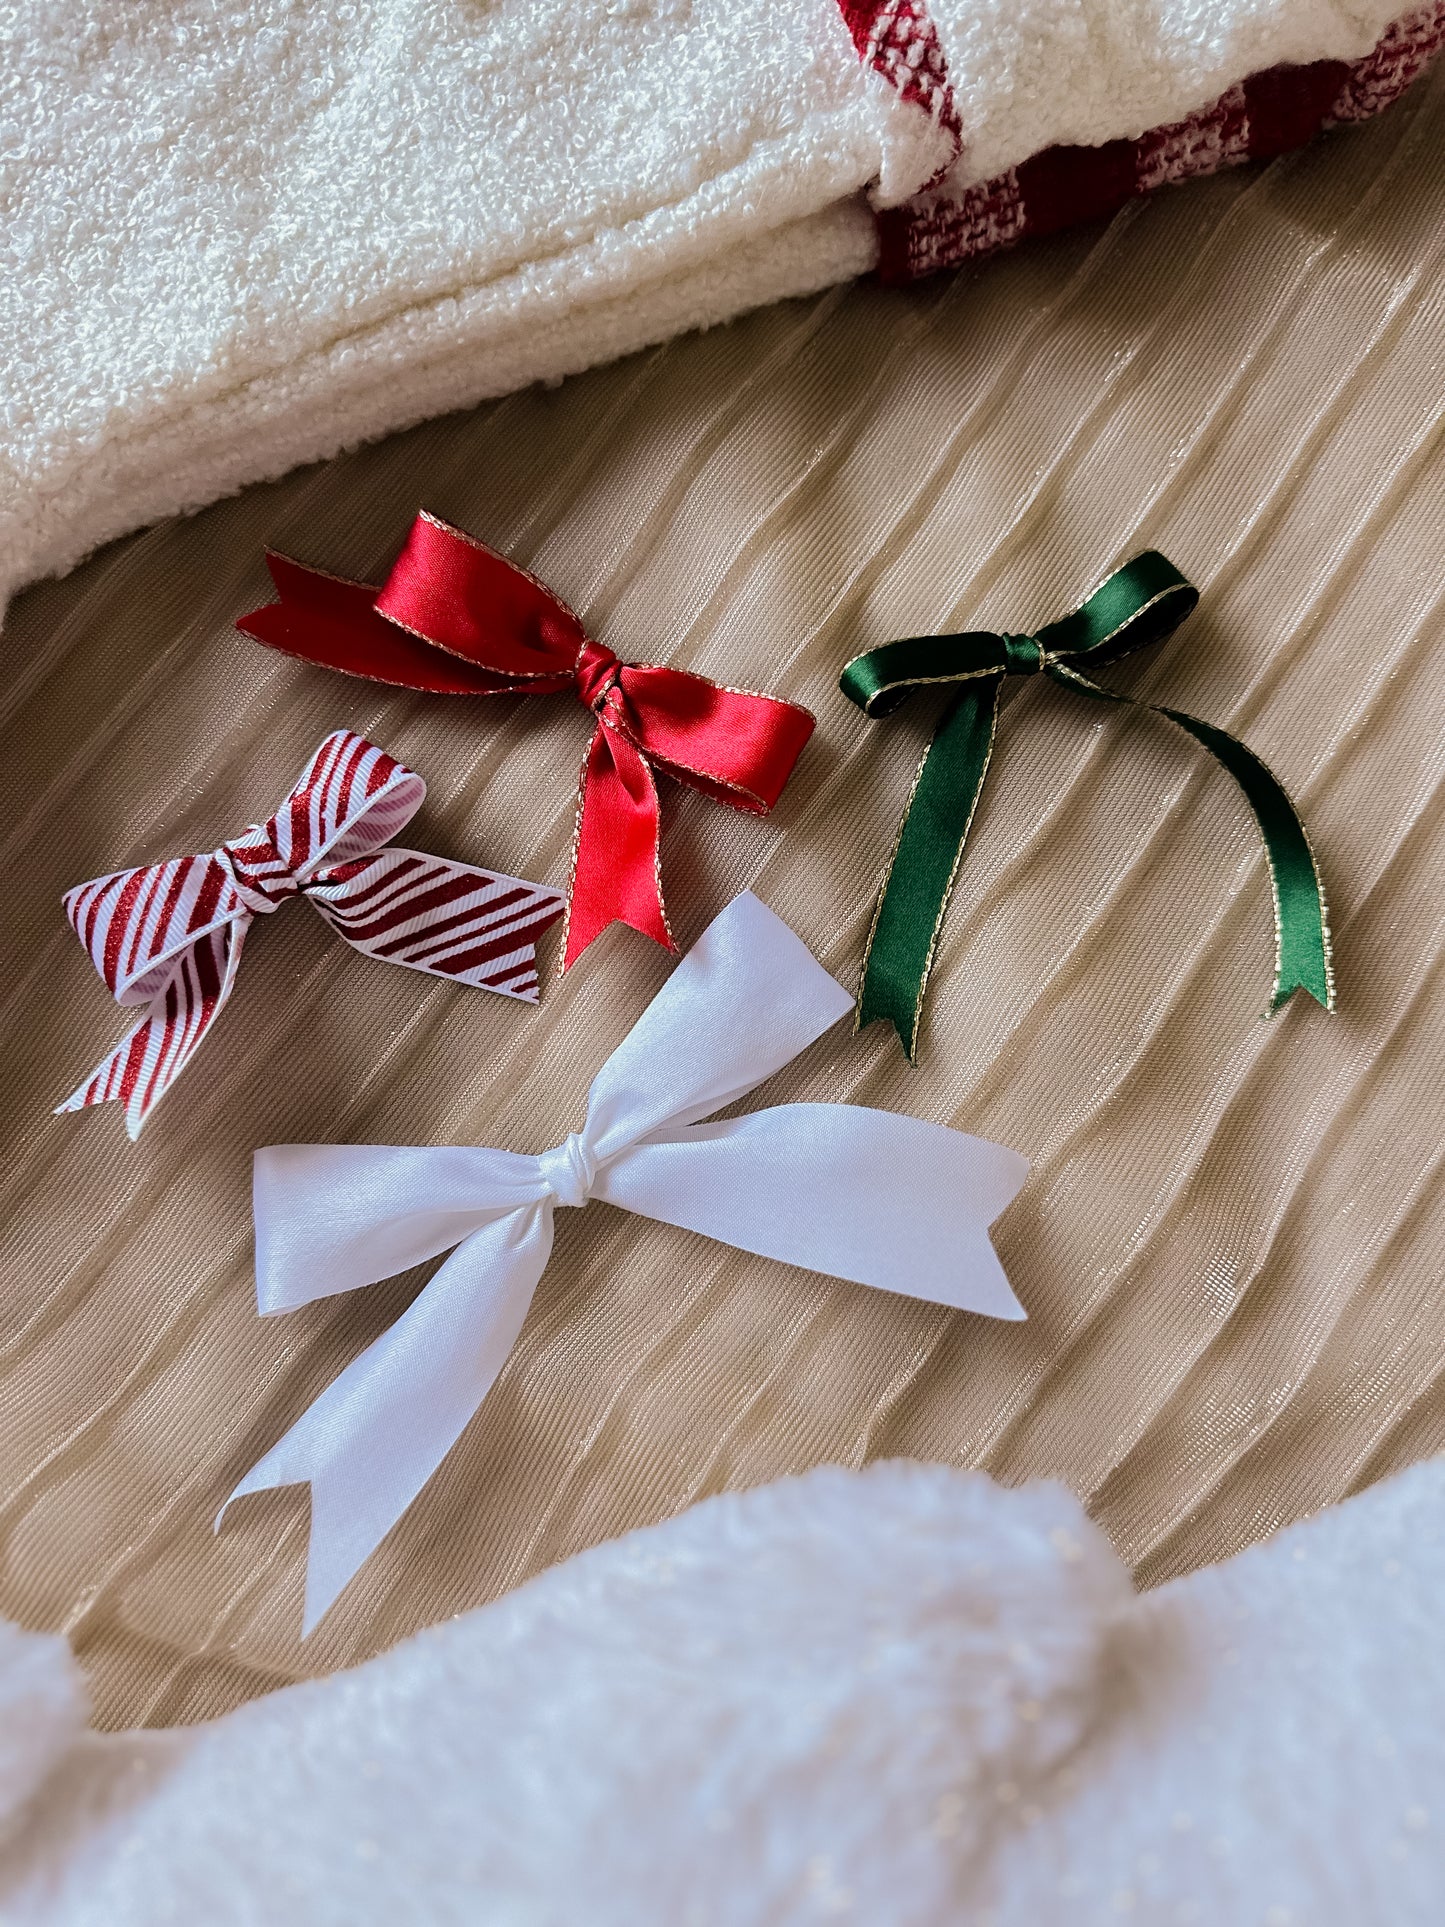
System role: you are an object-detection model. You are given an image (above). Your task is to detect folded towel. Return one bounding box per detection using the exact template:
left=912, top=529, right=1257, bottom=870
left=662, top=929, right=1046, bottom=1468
left=3, top=0, right=1437, bottom=625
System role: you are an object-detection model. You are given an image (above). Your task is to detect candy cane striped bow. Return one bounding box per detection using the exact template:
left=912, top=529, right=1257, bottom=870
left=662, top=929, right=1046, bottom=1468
left=59, top=731, right=565, bottom=1138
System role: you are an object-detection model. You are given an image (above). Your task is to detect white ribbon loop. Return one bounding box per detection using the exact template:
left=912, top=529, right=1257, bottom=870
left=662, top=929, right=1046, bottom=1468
left=252, top=1143, right=545, bottom=1313
left=597, top=1106, right=1027, bottom=1319
left=222, top=894, right=1029, bottom=1635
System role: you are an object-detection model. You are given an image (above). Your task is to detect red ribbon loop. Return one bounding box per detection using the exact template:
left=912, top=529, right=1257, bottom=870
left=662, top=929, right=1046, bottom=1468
left=238, top=512, right=816, bottom=966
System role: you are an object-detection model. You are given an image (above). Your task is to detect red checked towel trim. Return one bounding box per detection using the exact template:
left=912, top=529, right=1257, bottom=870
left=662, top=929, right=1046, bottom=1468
left=838, top=2, right=1445, bottom=283
left=836, top=0, right=962, bottom=177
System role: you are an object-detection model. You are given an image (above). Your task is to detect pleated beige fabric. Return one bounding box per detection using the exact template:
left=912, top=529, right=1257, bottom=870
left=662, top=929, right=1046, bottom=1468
left=4, top=67, right=1445, bottom=1730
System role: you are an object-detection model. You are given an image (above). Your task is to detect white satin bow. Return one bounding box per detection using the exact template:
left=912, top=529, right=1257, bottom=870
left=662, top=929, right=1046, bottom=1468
left=221, top=893, right=1028, bottom=1632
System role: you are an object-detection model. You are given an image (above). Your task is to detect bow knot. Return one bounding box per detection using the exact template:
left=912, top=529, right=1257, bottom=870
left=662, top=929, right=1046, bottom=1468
left=237, top=512, right=816, bottom=969
left=574, top=639, right=625, bottom=717
left=537, top=1131, right=598, bottom=1210
left=214, top=824, right=306, bottom=914
left=59, top=730, right=565, bottom=1137
left=841, top=553, right=1334, bottom=1061
left=1001, top=633, right=1046, bottom=677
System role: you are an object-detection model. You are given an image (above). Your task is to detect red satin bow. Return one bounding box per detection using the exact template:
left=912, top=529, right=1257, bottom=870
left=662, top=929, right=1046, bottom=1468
left=238, top=513, right=816, bottom=964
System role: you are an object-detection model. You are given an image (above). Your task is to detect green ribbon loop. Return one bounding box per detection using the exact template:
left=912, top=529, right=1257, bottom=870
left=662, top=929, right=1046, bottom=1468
left=839, top=553, right=1334, bottom=1061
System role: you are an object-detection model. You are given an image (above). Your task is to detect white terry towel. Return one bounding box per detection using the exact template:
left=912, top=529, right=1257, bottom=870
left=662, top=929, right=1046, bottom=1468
left=2, top=1455, right=1443, bottom=1922
left=0, top=0, right=1430, bottom=623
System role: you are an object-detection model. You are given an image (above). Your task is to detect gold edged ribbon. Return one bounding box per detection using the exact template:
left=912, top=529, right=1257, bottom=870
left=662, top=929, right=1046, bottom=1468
left=840, top=553, right=1334, bottom=1060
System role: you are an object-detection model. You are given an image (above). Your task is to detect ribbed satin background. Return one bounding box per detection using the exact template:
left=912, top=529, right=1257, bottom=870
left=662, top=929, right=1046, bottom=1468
left=4, top=69, right=1444, bottom=1729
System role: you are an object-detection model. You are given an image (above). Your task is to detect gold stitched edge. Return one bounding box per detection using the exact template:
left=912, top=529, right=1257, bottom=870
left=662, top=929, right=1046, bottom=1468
left=855, top=679, right=1003, bottom=1061
left=378, top=601, right=576, bottom=681
left=1151, top=701, right=1335, bottom=1015
left=555, top=717, right=676, bottom=972
left=864, top=664, right=1005, bottom=711
left=1296, top=812, right=1337, bottom=1012
left=902, top=684, right=1003, bottom=1059
left=1060, top=667, right=1336, bottom=1017
left=842, top=566, right=1193, bottom=713
left=258, top=546, right=568, bottom=690
left=262, top=548, right=372, bottom=591
left=555, top=732, right=593, bottom=974
left=608, top=669, right=813, bottom=811
left=416, top=509, right=592, bottom=636
left=1084, top=580, right=1197, bottom=655
left=407, top=513, right=591, bottom=678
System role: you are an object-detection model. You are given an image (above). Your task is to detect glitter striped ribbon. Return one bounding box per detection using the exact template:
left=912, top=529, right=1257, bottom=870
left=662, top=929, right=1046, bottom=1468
left=59, top=730, right=564, bottom=1136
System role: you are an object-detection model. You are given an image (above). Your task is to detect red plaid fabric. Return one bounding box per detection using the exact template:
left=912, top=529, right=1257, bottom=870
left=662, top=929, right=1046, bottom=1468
left=837, top=0, right=962, bottom=182
left=840, top=3, right=1445, bottom=283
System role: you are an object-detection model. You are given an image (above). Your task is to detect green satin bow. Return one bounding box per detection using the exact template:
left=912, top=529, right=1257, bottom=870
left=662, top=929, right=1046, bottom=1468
left=839, top=552, right=1334, bottom=1060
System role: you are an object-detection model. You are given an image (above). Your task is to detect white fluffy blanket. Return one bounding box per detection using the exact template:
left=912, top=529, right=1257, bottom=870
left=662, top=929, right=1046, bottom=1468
left=2, top=1456, right=1442, bottom=1922
left=1, top=0, right=1413, bottom=621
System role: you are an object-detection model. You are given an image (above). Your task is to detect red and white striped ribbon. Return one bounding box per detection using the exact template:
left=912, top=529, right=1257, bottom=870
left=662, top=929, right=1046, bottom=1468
left=59, top=730, right=565, bottom=1137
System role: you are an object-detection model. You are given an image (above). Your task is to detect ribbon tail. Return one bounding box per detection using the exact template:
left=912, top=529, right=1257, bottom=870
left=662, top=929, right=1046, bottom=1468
left=598, top=1104, right=1028, bottom=1321
left=563, top=723, right=670, bottom=968
left=1155, top=706, right=1333, bottom=1012
left=856, top=678, right=1002, bottom=1061
left=55, top=1014, right=154, bottom=1129
left=238, top=553, right=516, bottom=695
left=1051, top=664, right=1333, bottom=1013
left=308, top=848, right=565, bottom=1002
left=56, top=923, right=244, bottom=1138
left=220, top=1204, right=554, bottom=1635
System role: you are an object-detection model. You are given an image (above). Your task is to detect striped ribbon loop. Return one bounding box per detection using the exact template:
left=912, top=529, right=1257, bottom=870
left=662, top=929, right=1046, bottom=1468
left=58, top=730, right=565, bottom=1137
left=840, top=553, right=1334, bottom=1061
